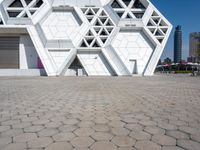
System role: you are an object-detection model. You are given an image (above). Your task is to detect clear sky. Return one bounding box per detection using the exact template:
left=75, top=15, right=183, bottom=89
left=151, top=0, right=200, bottom=61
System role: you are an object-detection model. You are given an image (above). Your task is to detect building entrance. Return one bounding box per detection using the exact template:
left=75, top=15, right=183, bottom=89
left=0, top=37, right=19, bottom=69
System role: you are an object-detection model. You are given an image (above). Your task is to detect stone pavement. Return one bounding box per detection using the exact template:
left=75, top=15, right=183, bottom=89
left=0, top=75, right=200, bottom=150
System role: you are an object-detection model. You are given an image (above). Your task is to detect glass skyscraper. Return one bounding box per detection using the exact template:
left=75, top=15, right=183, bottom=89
left=174, top=25, right=182, bottom=63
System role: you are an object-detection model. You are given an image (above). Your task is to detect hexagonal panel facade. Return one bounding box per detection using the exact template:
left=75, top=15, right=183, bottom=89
left=1, top=0, right=44, bottom=19
left=0, top=0, right=172, bottom=76
left=111, top=30, right=154, bottom=74
left=40, top=9, right=82, bottom=41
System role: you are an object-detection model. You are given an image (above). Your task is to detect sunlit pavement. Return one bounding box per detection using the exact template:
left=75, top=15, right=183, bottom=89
left=0, top=75, right=200, bottom=150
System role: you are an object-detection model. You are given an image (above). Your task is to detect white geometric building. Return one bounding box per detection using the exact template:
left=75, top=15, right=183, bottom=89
left=0, top=0, right=172, bottom=76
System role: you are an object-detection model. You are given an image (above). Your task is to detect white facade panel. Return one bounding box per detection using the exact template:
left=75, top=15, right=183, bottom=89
left=0, top=0, right=172, bottom=76
left=19, top=35, right=39, bottom=69
left=111, top=30, right=154, bottom=75
left=77, top=51, right=114, bottom=76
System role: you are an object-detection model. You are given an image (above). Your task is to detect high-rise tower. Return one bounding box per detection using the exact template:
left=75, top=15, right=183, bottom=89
left=189, top=32, right=200, bottom=62
left=174, top=25, right=182, bottom=63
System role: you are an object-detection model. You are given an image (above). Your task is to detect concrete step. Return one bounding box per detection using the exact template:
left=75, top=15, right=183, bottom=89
left=0, top=69, right=46, bottom=76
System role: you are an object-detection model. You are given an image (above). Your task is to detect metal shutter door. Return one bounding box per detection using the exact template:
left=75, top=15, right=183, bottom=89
left=0, top=37, right=19, bottom=69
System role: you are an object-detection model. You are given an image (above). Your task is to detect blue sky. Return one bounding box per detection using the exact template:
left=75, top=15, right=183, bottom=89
left=151, top=0, right=200, bottom=61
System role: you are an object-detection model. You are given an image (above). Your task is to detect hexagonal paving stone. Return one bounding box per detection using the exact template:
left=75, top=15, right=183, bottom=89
left=80, top=116, right=95, bottom=121
left=2, top=143, right=27, bottom=150
left=78, top=121, right=95, bottom=127
left=0, top=129, right=23, bottom=137
left=13, top=133, right=37, bottom=142
left=45, top=122, right=62, bottom=128
left=112, top=127, right=130, bottom=136
left=24, top=126, right=44, bottom=133
left=32, top=119, right=50, bottom=125
left=71, top=136, right=94, bottom=148
left=1, top=119, right=20, bottom=126
left=91, top=141, right=117, bottom=150
left=179, top=126, right=200, bottom=135
left=27, top=148, right=43, bottom=150
left=109, top=121, right=126, bottom=127
left=0, top=117, right=10, bottom=123
left=121, top=117, right=138, bottom=124
left=74, top=128, right=94, bottom=136
left=92, top=125, right=109, bottom=132
left=157, top=122, right=177, bottom=130
left=124, top=123, right=144, bottom=131
left=112, top=136, right=136, bottom=147
left=45, top=142, right=72, bottom=150
left=177, top=139, right=200, bottom=150
left=166, top=130, right=189, bottom=139
left=53, top=132, right=76, bottom=141
left=162, top=146, right=185, bottom=150
left=94, top=118, right=108, bottom=124
left=169, top=120, right=188, bottom=126
left=62, top=119, right=79, bottom=125
left=59, top=125, right=78, bottom=132
left=28, top=137, right=53, bottom=149
left=135, top=140, right=161, bottom=150
left=144, top=126, right=165, bottom=135
left=21, top=116, right=38, bottom=122
left=72, top=148, right=90, bottom=150
left=38, top=128, right=59, bottom=137
left=191, top=134, right=200, bottom=143
left=0, top=137, right=12, bottom=148
left=130, top=131, right=151, bottom=140
left=117, top=148, right=137, bottom=150
left=152, top=135, right=176, bottom=146
left=50, top=116, right=66, bottom=122
left=91, top=132, right=113, bottom=141
left=107, top=116, right=121, bottom=121
left=139, top=120, right=157, bottom=126
left=12, top=122, right=31, bottom=129
left=0, top=126, right=10, bottom=132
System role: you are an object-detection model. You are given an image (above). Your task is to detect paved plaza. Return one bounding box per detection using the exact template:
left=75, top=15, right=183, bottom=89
left=0, top=75, right=200, bottom=150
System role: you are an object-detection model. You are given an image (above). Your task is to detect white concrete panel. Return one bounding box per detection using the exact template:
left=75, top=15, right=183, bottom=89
left=0, top=0, right=172, bottom=76
left=49, top=50, right=71, bottom=70
left=77, top=51, right=114, bottom=76
left=41, top=11, right=80, bottom=41
left=111, top=30, right=154, bottom=75
left=19, top=35, right=39, bottom=69
left=0, top=69, right=46, bottom=76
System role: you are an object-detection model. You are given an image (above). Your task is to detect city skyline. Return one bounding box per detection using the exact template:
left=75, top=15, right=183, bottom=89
left=151, top=0, right=200, bottom=61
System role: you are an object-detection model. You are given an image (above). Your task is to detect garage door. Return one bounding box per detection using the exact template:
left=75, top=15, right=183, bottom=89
left=0, top=37, right=19, bottom=68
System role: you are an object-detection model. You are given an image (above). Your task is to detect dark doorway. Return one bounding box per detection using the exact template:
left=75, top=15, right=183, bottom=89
left=0, top=37, right=19, bottom=68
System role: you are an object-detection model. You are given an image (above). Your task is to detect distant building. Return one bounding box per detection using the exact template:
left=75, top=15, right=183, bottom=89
left=187, top=56, right=197, bottom=63
left=174, top=25, right=182, bottom=63
left=189, top=32, right=200, bottom=63
left=164, top=57, right=172, bottom=64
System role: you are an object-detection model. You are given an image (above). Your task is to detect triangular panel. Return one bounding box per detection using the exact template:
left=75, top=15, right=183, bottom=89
left=49, top=50, right=71, bottom=70
left=9, top=0, right=23, bottom=7
left=77, top=51, right=115, bottom=76
left=111, top=0, right=123, bottom=8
